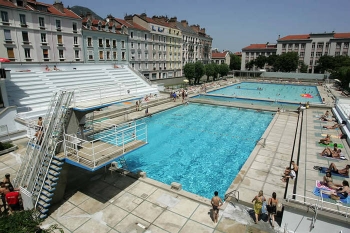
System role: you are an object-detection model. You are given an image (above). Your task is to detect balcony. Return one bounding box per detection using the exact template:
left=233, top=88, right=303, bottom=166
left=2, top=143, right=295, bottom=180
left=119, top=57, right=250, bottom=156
left=2, top=21, right=10, bottom=26
left=20, top=23, right=28, bottom=28
left=39, top=26, right=45, bottom=30
left=99, top=44, right=104, bottom=48
left=23, top=40, right=30, bottom=45
left=56, top=27, right=61, bottom=32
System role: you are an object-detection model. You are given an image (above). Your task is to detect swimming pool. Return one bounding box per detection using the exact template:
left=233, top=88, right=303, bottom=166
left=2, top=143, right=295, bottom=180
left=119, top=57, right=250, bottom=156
left=118, top=104, right=273, bottom=199
left=209, top=82, right=322, bottom=103
left=193, top=95, right=299, bottom=109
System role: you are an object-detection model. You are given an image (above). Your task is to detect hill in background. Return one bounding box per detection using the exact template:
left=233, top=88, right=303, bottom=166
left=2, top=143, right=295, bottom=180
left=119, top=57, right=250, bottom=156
left=70, top=5, right=103, bottom=20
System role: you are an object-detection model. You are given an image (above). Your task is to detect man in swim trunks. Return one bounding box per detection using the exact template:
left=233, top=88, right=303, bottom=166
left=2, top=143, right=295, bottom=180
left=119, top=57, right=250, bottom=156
left=328, top=163, right=350, bottom=176
left=211, top=191, right=223, bottom=223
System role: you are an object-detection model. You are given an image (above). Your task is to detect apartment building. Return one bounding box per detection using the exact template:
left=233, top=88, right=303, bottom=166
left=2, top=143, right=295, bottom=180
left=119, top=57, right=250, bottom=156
left=277, top=32, right=350, bottom=73
left=0, top=0, right=82, bottom=63
left=176, top=20, right=212, bottom=67
left=211, top=50, right=230, bottom=65
left=241, top=32, right=350, bottom=73
left=81, top=14, right=128, bottom=64
left=241, top=44, right=277, bottom=70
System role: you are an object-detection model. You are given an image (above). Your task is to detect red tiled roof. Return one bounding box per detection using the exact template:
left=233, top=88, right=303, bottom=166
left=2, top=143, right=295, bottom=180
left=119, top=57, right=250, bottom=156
left=0, top=0, right=80, bottom=19
left=234, top=52, right=242, bottom=56
left=242, top=44, right=277, bottom=50
left=279, top=34, right=311, bottom=41
left=334, top=33, right=350, bottom=39
left=212, top=52, right=228, bottom=58
left=114, top=18, right=148, bottom=31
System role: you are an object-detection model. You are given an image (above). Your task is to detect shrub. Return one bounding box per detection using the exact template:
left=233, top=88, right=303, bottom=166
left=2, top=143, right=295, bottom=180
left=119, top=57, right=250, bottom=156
left=0, top=142, right=14, bottom=151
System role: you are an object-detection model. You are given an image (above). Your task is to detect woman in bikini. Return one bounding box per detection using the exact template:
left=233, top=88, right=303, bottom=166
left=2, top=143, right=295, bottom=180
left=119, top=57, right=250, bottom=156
left=321, top=172, right=339, bottom=189
left=267, top=192, right=278, bottom=228
left=319, top=134, right=331, bottom=145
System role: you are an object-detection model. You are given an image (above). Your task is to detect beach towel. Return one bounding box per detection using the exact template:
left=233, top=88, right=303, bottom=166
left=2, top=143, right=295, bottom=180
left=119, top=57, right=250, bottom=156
left=321, top=134, right=341, bottom=139
left=315, top=180, right=332, bottom=191
left=319, top=143, right=344, bottom=148
left=314, top=166, right=350, bottom=178
left=312, top=187, right=350, bottom=204
left=318, top=153, right=348, bottom=161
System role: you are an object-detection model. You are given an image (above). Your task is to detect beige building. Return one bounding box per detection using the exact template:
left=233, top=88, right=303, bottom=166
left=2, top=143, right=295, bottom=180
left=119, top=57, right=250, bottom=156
left=241, top=32, right=350, bottom=73
left=211, top=50, right=230, bottom=65
left=0, top=0, right=82, bottom=63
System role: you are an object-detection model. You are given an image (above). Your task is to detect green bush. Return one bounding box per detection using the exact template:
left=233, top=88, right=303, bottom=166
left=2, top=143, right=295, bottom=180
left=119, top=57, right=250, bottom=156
left=0, top=142, right=14, bottom=151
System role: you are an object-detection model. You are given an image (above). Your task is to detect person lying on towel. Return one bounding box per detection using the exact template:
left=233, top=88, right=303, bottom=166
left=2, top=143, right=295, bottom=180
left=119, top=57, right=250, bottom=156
left=328, top=163, right=350, bottom=177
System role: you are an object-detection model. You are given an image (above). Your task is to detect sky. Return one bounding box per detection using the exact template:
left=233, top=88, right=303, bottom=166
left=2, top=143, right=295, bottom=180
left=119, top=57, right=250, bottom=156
left=43, top=0, right=350, bottom=52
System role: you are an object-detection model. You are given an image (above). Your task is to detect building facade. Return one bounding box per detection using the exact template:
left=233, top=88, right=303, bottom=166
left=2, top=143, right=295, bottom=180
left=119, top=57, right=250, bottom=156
left=241, top=32, right=350, bottom=73
left=211, top=50, right=230, bottom=65
left=81, top=14, right=128, bottom=64
left=0, top=0, right=82, bottom=63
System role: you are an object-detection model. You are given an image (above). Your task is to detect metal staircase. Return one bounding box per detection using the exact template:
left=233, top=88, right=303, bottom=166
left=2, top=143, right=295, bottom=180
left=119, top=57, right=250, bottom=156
left=14, top=90, right=73, bottom=218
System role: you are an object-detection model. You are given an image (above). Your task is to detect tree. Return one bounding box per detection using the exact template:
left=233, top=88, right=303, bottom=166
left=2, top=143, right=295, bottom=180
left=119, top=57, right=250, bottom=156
left=254, top=55, right=267, bottom=69
left=205, top=63, right=215, bottom=82
left=274, top=52, right=298, bottom=72
left=299, top=62, right=308, bottom=73
left=316, top=55, right=335, bottom=73
left=267, top=54, right=278, bottom=66
left=212, top=63, right=220, bottom=80
left=229, top=54, right=241, bottom=70
left=194, top=61, right=205, bottom=85
left=183, top=63, right=195, bottom=85
left=219, top=63, right=230, bottom=77
left=245, top=60, right=254, bottom=70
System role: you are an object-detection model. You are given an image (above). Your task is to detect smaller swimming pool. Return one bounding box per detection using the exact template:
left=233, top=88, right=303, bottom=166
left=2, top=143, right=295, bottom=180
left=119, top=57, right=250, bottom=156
left=209, top=82, right=322, bottom=103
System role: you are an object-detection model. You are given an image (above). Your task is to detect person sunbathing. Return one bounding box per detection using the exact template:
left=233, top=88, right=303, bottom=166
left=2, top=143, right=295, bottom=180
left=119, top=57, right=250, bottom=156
left=319, top=134, right=331, bottom=145
left=321, top=147, right=338, bottom=157
left=321, top=172, right=340, bottom=189
left=323, top=123, right=342, bottom=129
left=328, top=163, right=350, bottom=177
left=281, top=167, right=296, bottom=182
left=319, top=110, right=330, bottom=120
left=334, top=180, right=350, bottom=199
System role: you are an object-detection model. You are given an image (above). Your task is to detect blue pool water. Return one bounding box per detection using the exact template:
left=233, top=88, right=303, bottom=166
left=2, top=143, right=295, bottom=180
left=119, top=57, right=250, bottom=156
left=194, top=95, right=299, bottom=108
left=117, top=104, right=273, bottom=199
left=209, top=82, right=322, bottom=103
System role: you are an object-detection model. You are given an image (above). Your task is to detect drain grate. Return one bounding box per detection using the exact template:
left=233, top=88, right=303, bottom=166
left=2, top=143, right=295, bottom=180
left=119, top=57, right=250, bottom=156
left=141, top=193, right=148, bottom=199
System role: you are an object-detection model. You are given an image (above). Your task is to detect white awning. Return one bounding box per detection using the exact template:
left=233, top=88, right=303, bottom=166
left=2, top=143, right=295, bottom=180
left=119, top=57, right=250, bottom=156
left=334, top=79, right=341, bottom=83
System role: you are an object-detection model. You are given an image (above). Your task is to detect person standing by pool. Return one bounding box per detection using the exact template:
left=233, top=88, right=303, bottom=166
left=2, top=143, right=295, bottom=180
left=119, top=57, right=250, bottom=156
left=267, top=192, right=278, bottom=228
left=252, top=190, right=266, bottom=224
left=211, top=191, right=223, bottom=223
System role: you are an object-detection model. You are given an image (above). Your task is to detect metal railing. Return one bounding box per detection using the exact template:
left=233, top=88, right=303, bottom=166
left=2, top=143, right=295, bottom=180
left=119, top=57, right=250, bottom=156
left=286, top=193, right=350, bottom=219
left=225, top=190, right=240, bottom=203
left=63, top=121, right=147, bottom=169
left=256, top=137, right=266, bottom=148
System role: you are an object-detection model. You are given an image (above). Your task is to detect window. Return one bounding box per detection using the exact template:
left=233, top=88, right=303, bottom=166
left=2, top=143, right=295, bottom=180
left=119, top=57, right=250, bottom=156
left=137, top=32, right=140, bottom=38
left=24, top=48, right=31, bottom=58
left=138, top=53, right=141, bottom=59
left=4, top=29, right=11, bottom=41
left=130, top=31, right=134, bottom=38
left=335, top=52, right=340, bottom=56
left=152, top=44, right=155, bottom=50
left=312, top=43, right=315, bottom=49
left=316, top=52, right=322, bottom=57
left=145, top=43, right=148, bottom=49
left=317, top=43, right=323, bottom=49
left=138, top=63, right=141, bottom=69
left=7, top=48, right=14, bottom=59
left=122, top=51, right=125, bottom=60
left=132, top=63, right=135, bottom=68
left=282, top=44, right=286, bottom=49
left=144, top=33, right=147, bottom=40
left=163, top=36, right=166, bottom=42
left=299, top=52, right=304, bottom=57
left=158, top=45, right=161, bottom=51
left=55, top=19, right=61, bottom=30
left=19, top=14, right=26, bottom=26
left=22, top=31, right=29, bottom=42
left=311, top=52, right=314, bottom=57
left=57, top=35, right=62, bottom=44
left=138, top=43, right=140, bottom=49
left=99, top=51, right=104, bottom=60
left=158, top=35, right=161, bottom=41
left=106, top=51, right=110, bottom=60
left=301, top=44, right=305, bottom=49
left=145, top=53, right=148, bottom=59
left=170, top=38, right=172, bottom=43
left=131, top=42, right=134, bottom=48
left=106, top=39, right=110, bottom=47
left=43, top=49, right=49, bottom=59
left=163, top=45, right=166, bottom=51
left=343, top=51, right=348, bottom=55
left=73, top=36, right=78, bottom=45
left=112, top=40, right=116, bottom=48
left=336, top=43, right=341, bottom=48
left=113, top=51, right=117, bottom=60
left=87, top=37, right=92, bottom=47
left=99, top=39, right=103, bottom=47
left=1, top=11, right=9, bottom=23
left=41, top=33, right=46, bottom=43
left=344, top=43, right=349, bottom=48
left=88, top=50, right=93, bottom=60
left=121, top=41, right=125, bottom=48
left=72, top=22, right=77, bottom=32
left=145, top=63, right=148, bottom=69
left=75, top=50, right=79, bottom=59
left=325, top=43, right=329, bottom=48
left=39, top=17, right=45, bottom=28
left=59, top=50, right=64, bottom=59
left=152, top=35, right=155, bottom=41
left=309, top=60, right=313, bottom=65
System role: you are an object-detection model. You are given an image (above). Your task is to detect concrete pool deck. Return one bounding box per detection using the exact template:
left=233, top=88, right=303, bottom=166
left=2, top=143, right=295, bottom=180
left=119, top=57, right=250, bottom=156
left=1, top=81, right=349, bottom=232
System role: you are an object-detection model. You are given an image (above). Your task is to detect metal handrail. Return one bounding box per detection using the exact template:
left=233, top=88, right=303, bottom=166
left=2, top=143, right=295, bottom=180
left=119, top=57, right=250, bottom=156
left=225, top=190, right=240, bottom=202
left=256, top=138, right=266, bottom=148
left=286, top=193, right=350, bottom=218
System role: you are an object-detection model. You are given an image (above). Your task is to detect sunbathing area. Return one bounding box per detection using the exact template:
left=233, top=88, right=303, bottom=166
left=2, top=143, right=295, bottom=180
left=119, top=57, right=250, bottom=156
left=1, top=77, right=350, bottom=232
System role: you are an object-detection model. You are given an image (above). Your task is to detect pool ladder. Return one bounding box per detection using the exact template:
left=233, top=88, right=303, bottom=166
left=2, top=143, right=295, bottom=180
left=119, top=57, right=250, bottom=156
left=256, top=138, right=266, bottom=148
left=225, top=190, right=239, bottom=204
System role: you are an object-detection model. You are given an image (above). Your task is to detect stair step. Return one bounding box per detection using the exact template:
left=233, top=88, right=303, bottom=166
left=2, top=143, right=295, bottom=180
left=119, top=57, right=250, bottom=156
left=53, top=156, right=65, bottom=162
left=44, top=180, right=57, bottom=187
left=48, top=170, right=60, bottom=177
left=47, top=174, right=59, bottom=182
left=41, top=190, right=54, bottom=198
left=37, top=200, right=50, bottom=208
left=38, top=207, right=49, bottom=214
left=39, top=214, right=47, bottom=219
left=43, top=185, right=56, bottom=192
left=39, top=195, right=52, bottom=203
left=51, top=159, right=64, bottom=167
left=49, top=164, right=62, bottom=172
